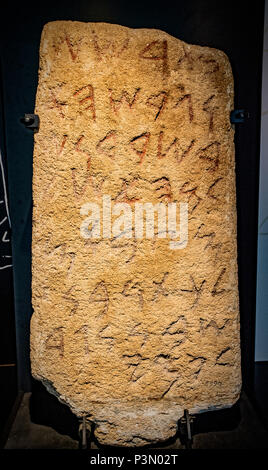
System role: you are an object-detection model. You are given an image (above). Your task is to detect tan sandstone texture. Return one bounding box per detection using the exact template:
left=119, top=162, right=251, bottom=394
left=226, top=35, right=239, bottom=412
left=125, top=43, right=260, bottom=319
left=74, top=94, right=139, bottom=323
left=31, top=21, right=241, bottom=446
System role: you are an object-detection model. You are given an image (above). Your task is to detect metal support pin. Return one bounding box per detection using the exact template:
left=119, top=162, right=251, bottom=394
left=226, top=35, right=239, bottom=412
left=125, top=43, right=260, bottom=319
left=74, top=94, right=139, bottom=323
left=78, top=415, right=92, bottom=450
left=82, top=416, right=87, bottom=449
left=179, top=409, right=195, bottom=449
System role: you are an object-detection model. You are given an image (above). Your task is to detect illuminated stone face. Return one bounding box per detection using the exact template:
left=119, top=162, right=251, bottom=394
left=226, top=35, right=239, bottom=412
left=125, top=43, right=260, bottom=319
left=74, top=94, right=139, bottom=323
left=31, top=21, right=241, bottom=446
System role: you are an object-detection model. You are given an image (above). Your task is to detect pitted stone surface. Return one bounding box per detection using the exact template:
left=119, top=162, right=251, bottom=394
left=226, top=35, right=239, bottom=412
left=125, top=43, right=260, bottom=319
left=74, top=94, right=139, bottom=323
left=31, top=21, right=241, bottom=446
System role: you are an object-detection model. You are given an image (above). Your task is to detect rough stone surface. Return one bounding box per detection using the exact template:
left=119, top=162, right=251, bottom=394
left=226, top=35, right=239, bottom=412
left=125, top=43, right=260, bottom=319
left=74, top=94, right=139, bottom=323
left=31, top=21, right=241, bottom=447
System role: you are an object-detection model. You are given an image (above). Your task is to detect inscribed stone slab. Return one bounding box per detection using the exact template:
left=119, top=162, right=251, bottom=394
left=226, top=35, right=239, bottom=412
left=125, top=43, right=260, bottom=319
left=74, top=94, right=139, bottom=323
left=31, top=21, right=241, bottom=446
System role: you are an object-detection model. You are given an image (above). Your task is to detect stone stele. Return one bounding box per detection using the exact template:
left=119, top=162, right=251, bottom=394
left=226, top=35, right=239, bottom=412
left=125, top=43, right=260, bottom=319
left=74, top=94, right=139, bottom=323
left=31, top=21, right=241, bottom=446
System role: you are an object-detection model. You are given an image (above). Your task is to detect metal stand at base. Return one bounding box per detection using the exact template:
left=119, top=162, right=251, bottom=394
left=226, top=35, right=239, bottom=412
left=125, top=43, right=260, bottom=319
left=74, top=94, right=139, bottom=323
left=78, top=416, right=92, bottom=450
left=179, top=409, right=195, bottom=449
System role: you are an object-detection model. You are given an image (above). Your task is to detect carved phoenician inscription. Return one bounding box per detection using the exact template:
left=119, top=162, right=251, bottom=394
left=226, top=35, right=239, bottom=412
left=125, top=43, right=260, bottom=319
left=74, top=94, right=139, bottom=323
left=31, top=21, right=241, bottom=446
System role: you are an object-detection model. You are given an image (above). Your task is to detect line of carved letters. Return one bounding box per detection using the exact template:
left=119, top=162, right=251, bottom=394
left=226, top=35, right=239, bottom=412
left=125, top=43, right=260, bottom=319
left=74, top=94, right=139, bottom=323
left=45, top=314, right=232, bottom=363
left=55, top=33, right=220, bottom=78
left=52, top=84, right=218, bottom=130
left=59, top=131, right=219, bottom=163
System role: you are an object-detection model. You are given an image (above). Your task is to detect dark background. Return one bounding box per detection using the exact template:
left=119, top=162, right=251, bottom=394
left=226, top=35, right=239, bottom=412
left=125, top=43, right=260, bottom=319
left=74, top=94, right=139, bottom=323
left=0, top=74, right=16, bottom=442
left=0, top=0, right=265, bottom=440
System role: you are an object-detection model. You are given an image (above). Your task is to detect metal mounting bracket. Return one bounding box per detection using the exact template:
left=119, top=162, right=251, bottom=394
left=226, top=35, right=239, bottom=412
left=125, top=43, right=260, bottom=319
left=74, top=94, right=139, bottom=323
left=179, top=409, right=195, bottom=449
left=20, top=113, right=40, bottom=132
left=230, top=109, right=249, bottom=124
left=78, top=416, right=92, bottom=450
